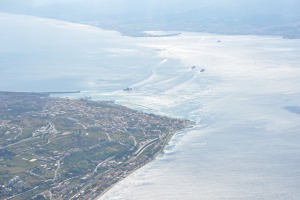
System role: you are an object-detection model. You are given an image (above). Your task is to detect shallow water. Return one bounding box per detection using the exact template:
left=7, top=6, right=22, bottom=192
left=1, top=13, right=300, bottom=200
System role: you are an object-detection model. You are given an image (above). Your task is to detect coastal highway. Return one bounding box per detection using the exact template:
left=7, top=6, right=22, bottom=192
left=133, top=137, right=159, bottom=158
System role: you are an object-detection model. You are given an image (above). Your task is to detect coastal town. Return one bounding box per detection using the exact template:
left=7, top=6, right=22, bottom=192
left=0, top=91, right=191, bottom=200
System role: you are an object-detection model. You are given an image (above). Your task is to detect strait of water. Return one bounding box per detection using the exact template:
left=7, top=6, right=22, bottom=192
left=1, top=13, right=300, bottom=200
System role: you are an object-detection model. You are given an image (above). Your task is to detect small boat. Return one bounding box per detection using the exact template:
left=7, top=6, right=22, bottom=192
left=123, top=87, right=133, bottom=91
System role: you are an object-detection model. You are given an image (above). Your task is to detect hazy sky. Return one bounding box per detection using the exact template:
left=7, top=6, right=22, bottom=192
left=1, top=0, right=299, bottom=12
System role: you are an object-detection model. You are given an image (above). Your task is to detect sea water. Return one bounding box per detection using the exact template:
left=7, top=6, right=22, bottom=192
left=98, top=34, right=300, bottom=200
left=1, top=13, right=300, bottom=200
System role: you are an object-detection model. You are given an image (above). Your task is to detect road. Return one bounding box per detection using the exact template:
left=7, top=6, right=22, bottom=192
left=53, top=156, right=65, bottom=181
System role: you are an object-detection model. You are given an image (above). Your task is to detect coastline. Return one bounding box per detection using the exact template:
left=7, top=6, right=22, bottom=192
left=95, top=123, right=194, bottom=200
left=0, top=91, right=191, bottom=200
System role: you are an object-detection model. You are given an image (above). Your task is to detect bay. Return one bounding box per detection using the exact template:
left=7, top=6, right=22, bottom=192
left=1, top=13, right=300, bottom=200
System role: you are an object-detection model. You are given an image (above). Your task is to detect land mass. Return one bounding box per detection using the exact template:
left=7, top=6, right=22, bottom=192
left=0, top=92, right=191, bottom=200
left=1, top=1, right=299, bottom=39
